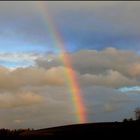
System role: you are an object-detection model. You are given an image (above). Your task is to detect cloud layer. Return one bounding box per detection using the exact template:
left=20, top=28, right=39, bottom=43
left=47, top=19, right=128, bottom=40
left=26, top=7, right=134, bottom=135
left=1, top=48, right=140, bottom=90
left=36, top=48, right=140, bottom=88
left=0, top=48, right=140, bottom=128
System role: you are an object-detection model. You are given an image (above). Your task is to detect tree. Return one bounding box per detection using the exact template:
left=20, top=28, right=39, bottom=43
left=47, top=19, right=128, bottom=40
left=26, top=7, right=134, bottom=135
left=135, top=107, right=140, bottom=120
left=123, top=118, right=128, bottom=122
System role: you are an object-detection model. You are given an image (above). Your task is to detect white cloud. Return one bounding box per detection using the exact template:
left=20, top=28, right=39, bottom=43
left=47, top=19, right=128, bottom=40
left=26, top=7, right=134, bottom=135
left=0, top=52, right=42, bottom=68
left=118, top=86, right=140, bottom=92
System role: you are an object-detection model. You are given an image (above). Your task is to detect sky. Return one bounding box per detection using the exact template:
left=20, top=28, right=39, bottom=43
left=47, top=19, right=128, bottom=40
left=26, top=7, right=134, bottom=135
left=1, top=1, right=140, bottom=129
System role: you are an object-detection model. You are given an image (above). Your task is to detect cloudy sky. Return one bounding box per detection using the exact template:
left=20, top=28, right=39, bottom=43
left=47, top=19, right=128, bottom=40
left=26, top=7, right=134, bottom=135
left=1, top=1, right=140, bottom=129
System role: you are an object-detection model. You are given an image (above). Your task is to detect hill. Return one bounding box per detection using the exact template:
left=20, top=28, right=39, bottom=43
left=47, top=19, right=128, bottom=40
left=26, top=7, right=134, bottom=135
left=19, top=121, right=140, bottom=139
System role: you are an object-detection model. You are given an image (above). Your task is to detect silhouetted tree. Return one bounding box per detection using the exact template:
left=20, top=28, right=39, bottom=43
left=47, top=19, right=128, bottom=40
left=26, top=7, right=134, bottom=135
left=129, top=118, right=133, bottom=122
left=135, top=107, right=140, bottom=120
left=123, top=118, right=128, bottom=122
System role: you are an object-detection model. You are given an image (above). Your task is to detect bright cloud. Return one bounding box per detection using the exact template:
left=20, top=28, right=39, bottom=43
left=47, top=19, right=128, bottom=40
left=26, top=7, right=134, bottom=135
left=0, top=52, right=41, bottom=68
left=118, top=86, right=140, bottom=92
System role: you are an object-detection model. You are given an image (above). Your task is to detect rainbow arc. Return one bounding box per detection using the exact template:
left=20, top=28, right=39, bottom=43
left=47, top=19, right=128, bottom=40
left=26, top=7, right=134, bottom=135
left=37, top=2, right=87, bottom=123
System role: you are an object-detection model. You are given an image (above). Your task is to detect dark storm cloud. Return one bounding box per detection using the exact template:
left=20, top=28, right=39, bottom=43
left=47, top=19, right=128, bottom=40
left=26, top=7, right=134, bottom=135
left=0, top=2, right=140, bottom=51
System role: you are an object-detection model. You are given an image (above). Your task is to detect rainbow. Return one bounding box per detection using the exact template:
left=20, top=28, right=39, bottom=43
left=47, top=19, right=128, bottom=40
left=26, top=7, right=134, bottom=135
left=36, top=2, right=87, bottom=123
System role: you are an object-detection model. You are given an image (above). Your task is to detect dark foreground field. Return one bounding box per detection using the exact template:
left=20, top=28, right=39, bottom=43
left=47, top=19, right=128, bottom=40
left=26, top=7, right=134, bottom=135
left=1, top=121, right=140, bottom=139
